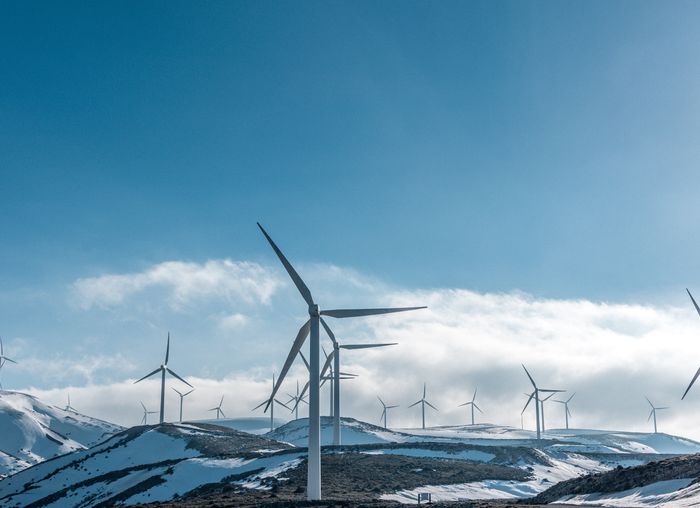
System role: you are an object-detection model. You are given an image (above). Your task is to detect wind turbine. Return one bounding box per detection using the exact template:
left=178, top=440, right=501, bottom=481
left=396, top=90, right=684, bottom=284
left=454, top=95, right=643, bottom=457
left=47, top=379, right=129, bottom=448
left=64, top=393, right=77, bottom=413
left=140, top=401, right=157, bottom=425
left=0, top=336, right=17, bottom=389
left=522, top=365, right=565, bottom=439
left=209, top=395, right=225, bottom=420
left=682, top=289, right=700, bottom=400
left=256, top=222, right=426, bottom=501
left=254, top=373, right=292, bottom=432
left=408, top=383, right=438, bottom=429
left=320, top=320, right=396, bottom=445
left=133, top=333, right=192, bottom=424
left=646, top=396, right=668, bottom=434
left=458, top=387, right=482, bottom=425
left=378, top=396, right=399, bottom=428
left=172, top=387, right=194, bottom=423
left=286, top=380, right=308, bottom=420
left=553, top=393, right=576, bottom=430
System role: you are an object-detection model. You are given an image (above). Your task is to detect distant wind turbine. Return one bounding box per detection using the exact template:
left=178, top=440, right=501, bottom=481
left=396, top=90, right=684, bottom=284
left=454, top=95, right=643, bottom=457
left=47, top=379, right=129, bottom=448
left=133, top=333, right=192, bottom=424
left=65, top=393, right=77, bottom=413
left=0, top=336, right=17, bottom=389
left=253, top=373, right=292, bottom=432
left=378, top=396, right=399, bottom=428
left=458, top=387, right=483, bottom=425
left=209, top=395, right=225, bottom=419
left=171, top=387, right=194, bottom=423
left=682, top=289, right=700, bottom=400
left=522, top=365, right=565, bottom=439
left=140, top=401, right=158, bottom=425
left=286, top=380, right=308, bottom=420
left=553, top=393, right=576, bottom=430
left=409, top=383, right=438, bottom=429
left=646, top=396, right=668, bottom=434
left=256, top=222, right=426, bottom=501
left=539, top=392, right=556, bottom=432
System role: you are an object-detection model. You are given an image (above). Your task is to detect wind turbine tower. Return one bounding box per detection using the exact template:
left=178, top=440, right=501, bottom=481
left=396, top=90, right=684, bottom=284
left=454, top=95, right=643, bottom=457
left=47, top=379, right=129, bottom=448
left=409, top=383, right=438, bottom=429
left=134, top=333, right=192, bottom=424
left=256, top=222, right=426, bottom=500
left=522, top=365, right=565, bottom=439
left=65, top=393, right=77, bottom=413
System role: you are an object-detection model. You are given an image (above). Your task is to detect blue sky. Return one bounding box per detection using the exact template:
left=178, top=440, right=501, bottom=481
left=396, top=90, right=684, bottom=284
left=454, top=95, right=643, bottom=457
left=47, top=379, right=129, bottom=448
left=4, top=2, right=700, bottom=432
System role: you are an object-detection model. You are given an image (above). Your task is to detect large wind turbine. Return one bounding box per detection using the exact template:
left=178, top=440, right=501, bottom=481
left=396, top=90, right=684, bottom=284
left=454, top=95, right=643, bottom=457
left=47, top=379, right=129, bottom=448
left=209, top=396, right=225, bottom=419
left=378, top=396, right=399, bottom=428
left=320, top=321, right=396, bottom=445
left=553, top=393, right=575, bottom=430
left=522, top=365, right=565, bottom=439
left=172, top=387, right=194, bottom=423
left=140, top=401, right=158, bottom=425
left=646, top=396, right=668, bottom=434
left=254, top=373, right=291, bottom=432
left=682, top=289, right=700, bottom=400
left=134, top=333, right=192, bottom=424
left=256, top=222, right=426, bottom=500
left=458, top=387, right=482, bottom=425
left=409, top=383, right=438, bottom=429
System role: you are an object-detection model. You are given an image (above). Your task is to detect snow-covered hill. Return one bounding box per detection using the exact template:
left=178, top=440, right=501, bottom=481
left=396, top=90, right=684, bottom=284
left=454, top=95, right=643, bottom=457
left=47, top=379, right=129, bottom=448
left=0, top=391, right=122, bottom=477
left=193, top=416, right=287, bottom=435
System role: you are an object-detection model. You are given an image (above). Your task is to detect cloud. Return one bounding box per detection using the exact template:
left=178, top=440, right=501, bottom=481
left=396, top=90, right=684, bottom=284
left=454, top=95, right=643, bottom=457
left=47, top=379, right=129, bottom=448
left=216, top=312, right=249, bottom=331
left=71, top=259, right=282, bottom=310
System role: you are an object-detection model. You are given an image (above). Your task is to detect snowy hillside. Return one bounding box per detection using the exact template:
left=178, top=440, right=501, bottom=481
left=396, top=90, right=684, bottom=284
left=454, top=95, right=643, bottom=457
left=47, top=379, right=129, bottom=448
left=194, top=416, right=287, bottom=435
left=0, top=391, right=122, bottom=477
left=266, top=416, right=411, bottom=445
left=0, top=422, right=301, bottom=507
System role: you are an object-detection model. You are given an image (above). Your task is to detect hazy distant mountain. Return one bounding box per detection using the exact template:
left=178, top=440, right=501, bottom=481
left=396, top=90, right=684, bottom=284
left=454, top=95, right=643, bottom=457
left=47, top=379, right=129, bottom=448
left=0, top=391, right=122, bottom=477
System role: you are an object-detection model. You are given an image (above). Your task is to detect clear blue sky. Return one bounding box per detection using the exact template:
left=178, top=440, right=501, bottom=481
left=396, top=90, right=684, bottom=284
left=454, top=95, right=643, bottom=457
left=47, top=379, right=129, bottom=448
left=3, top=0, right=700, bottom=300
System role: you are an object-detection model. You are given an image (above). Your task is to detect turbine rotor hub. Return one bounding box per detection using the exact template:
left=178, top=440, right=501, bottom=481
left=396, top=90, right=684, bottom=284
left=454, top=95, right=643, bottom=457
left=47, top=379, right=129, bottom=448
left=309, top=304, right=320, bottom=317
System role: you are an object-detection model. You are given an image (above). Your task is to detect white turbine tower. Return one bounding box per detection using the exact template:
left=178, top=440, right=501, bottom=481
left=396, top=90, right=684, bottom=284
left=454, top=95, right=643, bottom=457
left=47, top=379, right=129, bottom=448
left=553, top=393, right=575, bottom=430
left=539, top=392, right=556, bottom=432
left=522, top=365, right=565, bottom=440
left=65, top=393, right=77, bottom=413
left=646, top=396, right=668, bottom=434
left=458, top=387, right=482, bottom=425
left=256, top=222, right=426, bottom=500
left=254, top=373, right=292, bottom=432
left=286, top=380, right=308, bottom=420
left=378, top=396, right=399, bottom=428
left=140, top=401, right=157, bottom=425
left=320, top=321, right=396, bottom=445
left=409, top=383, right=438, bottom=430
left=172, top=387, right=194, bottom=423
left=682, top=289, right=700, bottom=400
left=209, top=396, right=225, bottom=420
left=134, top=333, right=192, bottom=424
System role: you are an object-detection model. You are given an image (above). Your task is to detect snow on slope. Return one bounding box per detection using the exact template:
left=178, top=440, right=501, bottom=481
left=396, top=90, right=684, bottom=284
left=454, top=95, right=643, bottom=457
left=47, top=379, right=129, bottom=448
left=267, top=416, right=413, bottom=445
left=0, top=391, right=122, bottom=477
left=0, top=422, right=302, bottom=507
left=194, top=416, right=287, bottom=435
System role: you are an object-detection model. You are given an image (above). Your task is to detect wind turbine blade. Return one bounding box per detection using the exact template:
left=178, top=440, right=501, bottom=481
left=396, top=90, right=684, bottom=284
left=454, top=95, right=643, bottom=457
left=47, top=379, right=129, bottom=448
left=172, top=387, right=183, bottom=397
left=522, top=365, right=537, bottom=389
left=252, top=399, right=269, bottom=411
left=134, top=367, right=161, bottom=384
left=2, top=357, right=17, bottom=364
left=682, top=367, right=700, bottom=400
left=458, top=402, right=470, bottom=407
left=408, top=400, right=422, bottom=408
left=377, top=396, right=385, bottom=406
left=648, top=410, right=654, bottom=422
left=265, top=319, right=311, bottom=411
left=321, top=306, right=427, bottom=318
left=645, top=396, right=653, bottom=408
left=657, top=407, right=669, bottom=410
left=522, top=392, right=535, bottom=414
left=540, top=389, right=566, bottom=393
left=320, top=350, right=335, bottom=380
left=542, top=393, right=556, bottom=401
left=319, top=317, right=338, bottom=345
left=275, top=398, right=292, bottom=410
left=474, top=403, right=483, bottom=413
left=567, top=407, right=572, bottom=417
left=166, top=368, right=193, bottom=388
left=257, top=223, right=314, bottom=306
left=387, top=405, right=399, bottom=409
left=425, top=400, right=438, bottom=411
left=140, top=401, right=147, bottom=411
left=298, top=351, right=310, bottom=371
left=340, top=343, right=397, bottom=350
left=184, top=389, right=195, bottom=397
left=687, top=288, right=700, bottom=318
left=472, top=387, right=478, bottom=402
left=567, top=392, right=576, bottom=403
left=165, top=332, right=170, bottom=365
left=220, top=409, right=226, bottom=418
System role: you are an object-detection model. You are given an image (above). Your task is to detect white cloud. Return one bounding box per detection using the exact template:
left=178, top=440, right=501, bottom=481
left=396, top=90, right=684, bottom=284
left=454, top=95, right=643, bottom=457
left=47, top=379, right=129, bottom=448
left=216, top=312, right=249, bottom=331
left=71, top=259, right=282, bottom=311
